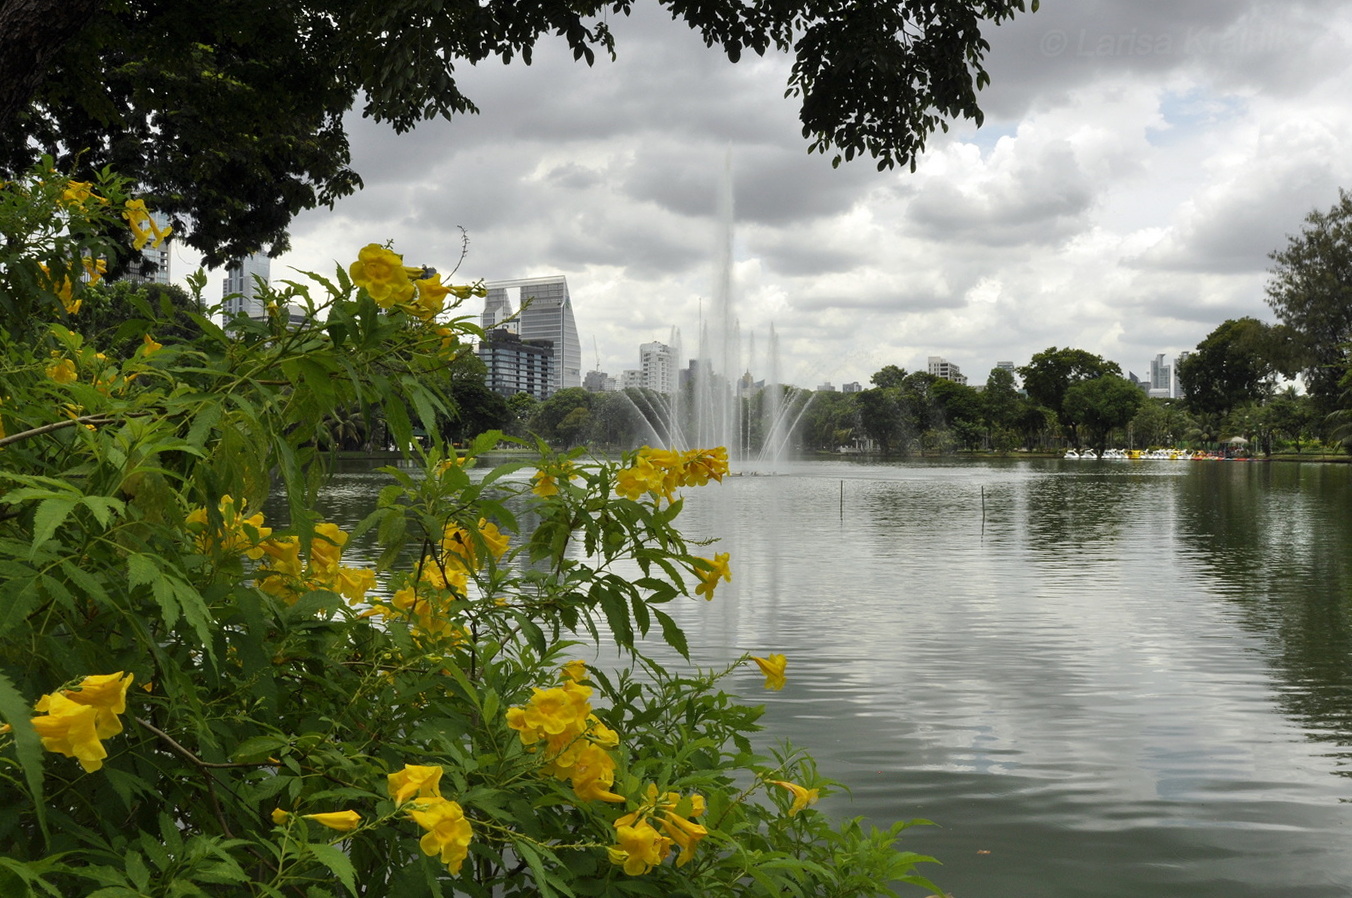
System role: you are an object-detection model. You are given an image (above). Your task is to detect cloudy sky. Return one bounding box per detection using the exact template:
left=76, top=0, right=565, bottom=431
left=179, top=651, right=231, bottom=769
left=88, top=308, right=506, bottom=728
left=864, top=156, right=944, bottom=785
left=180, top=1, right=1352, bottom=390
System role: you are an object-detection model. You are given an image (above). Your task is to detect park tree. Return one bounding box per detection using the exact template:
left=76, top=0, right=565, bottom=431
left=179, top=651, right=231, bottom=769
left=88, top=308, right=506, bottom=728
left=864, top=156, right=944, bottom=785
left=981, top=366, right=1023, bottom=453
left=801, top=390, right=859, bottom=451
left=1177, top=317, right=1284, bottom=419
left=0, top=0, right=1039, bottom=264
left=1266, top=189, right=1352, bottom=412
left=1018, top=347, right=1121, bottom=448
left=870, top=364, right=908, bottom=390
left=1129, top=399, right=1194, bottom=449
left=855, top=387, right=904, bottom=454
left=1062, top=375, right=1145, bottom=456
left=929, top=377, right=983, bottom=452
left=527, top=387, right=595, bottom=446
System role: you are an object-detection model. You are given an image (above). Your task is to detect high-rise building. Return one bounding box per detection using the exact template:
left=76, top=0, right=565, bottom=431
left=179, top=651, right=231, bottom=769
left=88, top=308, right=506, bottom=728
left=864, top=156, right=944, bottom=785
left=222, top=253, right=271, bottom=320
left=482, top=276, right=581, bottom=396
left=1149, top=353, right=1173, bottom=399
left=639, top=341, right=677, bottom=394
left=480, top=289, right=515, bottom=333
left=583, top=370, right=614, bottom=392
left=477, top=329, right=554, bottom=401
left=928, top=355, right=967, bottom=386
left=1174, top=351, right=1192, bottom=400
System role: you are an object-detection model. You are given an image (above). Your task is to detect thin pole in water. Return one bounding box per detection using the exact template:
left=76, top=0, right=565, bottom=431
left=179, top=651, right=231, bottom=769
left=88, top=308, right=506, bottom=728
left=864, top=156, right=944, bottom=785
left=981, top=485, right=986, bottom=535
left=840, top=480, right=844, bottom=520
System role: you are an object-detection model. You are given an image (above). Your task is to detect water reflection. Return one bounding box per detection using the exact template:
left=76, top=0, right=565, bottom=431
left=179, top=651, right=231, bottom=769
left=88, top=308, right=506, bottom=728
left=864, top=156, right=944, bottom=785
left=294, top=456, right=1352, bottom=897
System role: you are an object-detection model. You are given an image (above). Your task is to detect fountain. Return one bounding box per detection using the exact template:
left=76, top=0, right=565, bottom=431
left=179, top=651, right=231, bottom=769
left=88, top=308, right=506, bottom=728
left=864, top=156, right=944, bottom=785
left=623, top=154, right=813, bottom=470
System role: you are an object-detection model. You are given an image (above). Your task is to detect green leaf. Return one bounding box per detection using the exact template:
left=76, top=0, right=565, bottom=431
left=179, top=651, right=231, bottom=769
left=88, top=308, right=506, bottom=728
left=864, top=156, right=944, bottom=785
left=0, top=563, right=39, bottom=638
left=0, top=671, right=45, bottom=834
left=652, top=608, right=689, bottom=660
left=306, top=842, right=357, bottom=897
left=29, top=498, right=76, bottom=557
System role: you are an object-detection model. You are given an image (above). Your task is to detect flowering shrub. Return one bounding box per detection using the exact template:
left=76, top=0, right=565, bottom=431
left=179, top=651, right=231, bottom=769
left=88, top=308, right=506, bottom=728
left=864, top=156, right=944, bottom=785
left=0, top=163, right=939, bottom=897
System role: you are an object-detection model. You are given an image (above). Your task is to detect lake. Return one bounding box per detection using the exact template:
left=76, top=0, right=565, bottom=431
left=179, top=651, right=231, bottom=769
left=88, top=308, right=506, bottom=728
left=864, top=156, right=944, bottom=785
left=316, top=455, right=1352, bottom=898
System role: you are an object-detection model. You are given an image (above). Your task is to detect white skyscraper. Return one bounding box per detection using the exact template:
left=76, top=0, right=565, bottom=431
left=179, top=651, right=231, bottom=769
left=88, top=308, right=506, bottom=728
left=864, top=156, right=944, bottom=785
left=639, top=341, right=677, bottom=394
left=222, top=253, right=271, bottom=320
left=482, top=276, right=582, bottom=396
left=928, top=355, right=967, bottom=386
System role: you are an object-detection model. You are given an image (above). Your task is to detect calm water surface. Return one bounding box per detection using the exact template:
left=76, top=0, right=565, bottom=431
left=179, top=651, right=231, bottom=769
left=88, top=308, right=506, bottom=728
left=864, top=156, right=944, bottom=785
left=318, top=457, right=1352, bottom=898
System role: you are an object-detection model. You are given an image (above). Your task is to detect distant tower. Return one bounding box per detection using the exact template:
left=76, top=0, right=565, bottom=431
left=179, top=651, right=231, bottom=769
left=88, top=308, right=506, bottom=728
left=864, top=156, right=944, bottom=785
left=480, top=287, right=515, bottom=333
left=1173, top=351, right=1192, bottom=399
left=484, top=276, right=582, bottom=396
left=639, top=341, right=677, bottom=394
left=222, top=253, right=271, bottom=320
left=927, top=355, right=968, bottom=386
left=1149, top=353, right=1173, bottom=398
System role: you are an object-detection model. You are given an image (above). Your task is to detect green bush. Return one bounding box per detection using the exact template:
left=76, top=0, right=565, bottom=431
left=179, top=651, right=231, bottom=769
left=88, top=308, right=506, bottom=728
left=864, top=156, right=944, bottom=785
left=0, top=162, right=939, bottom=897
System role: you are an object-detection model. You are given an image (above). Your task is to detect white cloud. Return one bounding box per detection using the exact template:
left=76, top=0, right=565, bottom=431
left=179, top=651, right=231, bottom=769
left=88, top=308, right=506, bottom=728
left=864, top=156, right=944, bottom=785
left=182, top=0, right=1352, bottom=387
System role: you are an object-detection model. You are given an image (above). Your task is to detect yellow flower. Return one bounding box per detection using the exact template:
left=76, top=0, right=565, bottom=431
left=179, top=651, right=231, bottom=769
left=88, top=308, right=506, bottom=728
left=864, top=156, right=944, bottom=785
left=408, top=797, right=474, bottom=874
left=680, top=447, right=729, bottom=486
left=659, top=810, right=708, bottom=867
left=388, top=763, right=444, bottom=805
left=750, top=653, right=786, bottom=690
left=694, top=552, right=731, bottom=601
left=441, top=518, right=509, bottom=571
left=768, top=778, right=819, bottom=815
left=187, top=496, right=272, bottom=560
left=62, top=181, right=99, bottom=206
left=141, top=334, right=162, bottom=356
left=270, top=808, right=291, bottom=825
left=302, top=810, right=362, bottom=833
left=568, top=742, right=625, bottom=803
left=310, top=522, right=349, bottom=576
left=46, top=358, right=77, bottom=384
left=610, top=820, right=671, bottom=876
left=614, top=455, right=664, bottom=501
left=531, top=470, right=559, bottom=497
left=410, top=274, right=452, bottom=320
left=560, top=659, right=588, bottom=683
left=123, top=199, right=172, bottom=250
left=349, top=243, right=415, bottom=308
left=56, top=672, right=133, bottom=738
left=83, top=257, right=108, bottom=285
left=520, top=683, right=591, bottom=736
left=30, top=692, right=107, bottom=772
left=336, top=566, right=376, bottom=602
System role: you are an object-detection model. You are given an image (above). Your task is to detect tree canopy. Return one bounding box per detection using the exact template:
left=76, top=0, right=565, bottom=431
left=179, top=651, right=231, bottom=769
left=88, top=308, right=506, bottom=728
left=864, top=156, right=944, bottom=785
left=0, top=0, right=1038, bottom=264
left=1177, top=317, right=1284, bottom=419
left=1266, top=189, right=1352, bottom=410
left=1062, top=375, right=1144, bottom=456
left=1018, top=347, right=1121, bottom=447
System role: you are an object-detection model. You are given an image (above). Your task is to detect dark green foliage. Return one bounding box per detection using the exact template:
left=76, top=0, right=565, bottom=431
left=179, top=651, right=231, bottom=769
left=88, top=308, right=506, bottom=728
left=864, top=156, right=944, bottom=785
left=1266, top=189, right=1352, bottom=411
left=1177, top=318, right=1284, bottom=419
left=1062, top=375, right=1145, bottom=456
left=1018, top=347, right=1121, bottom=448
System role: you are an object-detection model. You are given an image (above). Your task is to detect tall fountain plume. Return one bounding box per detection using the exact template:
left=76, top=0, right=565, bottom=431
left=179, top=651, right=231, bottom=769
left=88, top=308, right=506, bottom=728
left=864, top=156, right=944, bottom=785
left=624, top=153, right=811, bottom=469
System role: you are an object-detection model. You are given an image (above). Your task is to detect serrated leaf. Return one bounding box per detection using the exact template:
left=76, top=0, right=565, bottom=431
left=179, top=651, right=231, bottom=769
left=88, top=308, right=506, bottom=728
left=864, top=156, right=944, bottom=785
left=29, top=498, right=76, bottom=558
left=306, top=842, right=357, bottom=896
left=0, top=567, right=39, bottom=639
left=0, top=671, right=46, bottom=834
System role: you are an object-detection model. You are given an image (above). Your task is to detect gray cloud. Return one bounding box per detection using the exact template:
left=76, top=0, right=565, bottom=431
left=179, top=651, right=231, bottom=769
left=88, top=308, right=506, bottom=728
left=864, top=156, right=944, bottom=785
left=188, top=0, right=1352, bottom=391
